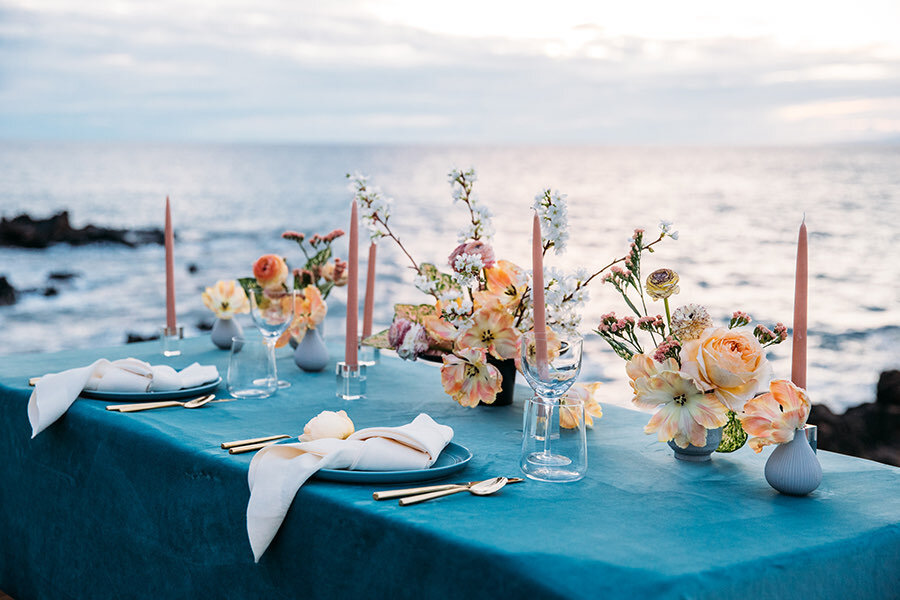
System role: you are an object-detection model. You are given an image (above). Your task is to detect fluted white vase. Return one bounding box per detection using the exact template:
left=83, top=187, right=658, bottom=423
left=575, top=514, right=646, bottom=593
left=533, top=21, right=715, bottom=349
left=211, top=318, right=242, bottom=350
left=293, top=328, right=329, bottom=372
left=764, top=428, right=822, bottom=496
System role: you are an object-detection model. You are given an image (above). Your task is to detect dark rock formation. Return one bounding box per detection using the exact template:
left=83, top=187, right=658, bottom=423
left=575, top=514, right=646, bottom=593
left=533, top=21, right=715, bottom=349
left=196, top=320, right=214, bottom=332
left=48, top=271, right=78, bottom=281
left=809, top=369, right=900, bottom=467
left=126, top=332, right=160, bottom=344
left=0, top=276, right=15, bottom=306
left=0, top=211, right=164, bottom=248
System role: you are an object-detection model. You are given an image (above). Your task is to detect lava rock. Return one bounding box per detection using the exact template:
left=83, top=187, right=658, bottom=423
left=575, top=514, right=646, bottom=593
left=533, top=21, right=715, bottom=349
left=126, top=332, right=160, bottom=344
left=0, top=211, right=164, bottom=248
left=187, top=263, right=199, bottom=274
left=809, top=370, right=900, bottom=467
left=48, top=271, right=78, bottom=281
left=42, top=287, right=58, bottom=297
left=0, top=276, right=15, bottom=305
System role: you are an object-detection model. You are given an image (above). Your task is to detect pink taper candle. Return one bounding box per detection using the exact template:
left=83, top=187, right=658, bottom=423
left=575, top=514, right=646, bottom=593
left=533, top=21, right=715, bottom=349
left=344, top=200, right=359, bottom=368
left=791, top=218, right=808, bottom=389
left=164, top=196, right=176, bottom=332
left=362, top=242, right=377, bottom=338
left=531, top=214, right=548, bottom=369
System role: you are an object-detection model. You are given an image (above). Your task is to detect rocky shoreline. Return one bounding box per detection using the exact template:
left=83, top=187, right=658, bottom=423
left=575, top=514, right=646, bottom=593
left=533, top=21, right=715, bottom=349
left=809, top=370, right=900, bottom=467
left=1, top=211, right=163, bottom=248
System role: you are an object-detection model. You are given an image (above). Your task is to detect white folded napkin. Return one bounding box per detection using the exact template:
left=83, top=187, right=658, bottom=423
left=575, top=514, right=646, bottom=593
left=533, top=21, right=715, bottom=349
left=246, top=413, right=453, bottom=562
left=28, top=358, right=219, bottom=437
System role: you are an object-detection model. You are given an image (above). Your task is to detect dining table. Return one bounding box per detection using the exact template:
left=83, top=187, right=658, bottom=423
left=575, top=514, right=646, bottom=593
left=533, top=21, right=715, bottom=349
left=0, top=335, right=898, bottom=599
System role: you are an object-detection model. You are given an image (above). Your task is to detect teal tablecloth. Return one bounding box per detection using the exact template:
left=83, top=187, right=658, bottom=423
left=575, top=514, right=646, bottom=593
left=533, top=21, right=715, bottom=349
left=0, top=337, right=898, bottom=599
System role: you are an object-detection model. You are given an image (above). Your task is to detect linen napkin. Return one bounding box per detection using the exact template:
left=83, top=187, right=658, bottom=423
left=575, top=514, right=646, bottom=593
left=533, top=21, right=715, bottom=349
left=246, top=413, right=454, bottom=562
left=28, top=358, right=219, bottom=437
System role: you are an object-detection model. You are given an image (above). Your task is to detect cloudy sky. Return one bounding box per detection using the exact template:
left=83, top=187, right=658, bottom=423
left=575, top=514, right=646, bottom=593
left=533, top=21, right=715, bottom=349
left=1, top=0, right=899, bottom=144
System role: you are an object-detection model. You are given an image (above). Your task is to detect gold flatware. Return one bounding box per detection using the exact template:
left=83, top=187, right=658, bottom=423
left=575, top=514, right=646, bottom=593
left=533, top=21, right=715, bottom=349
left=228, top=438, right=294, bottom=455
left=221, top=434, right=291, bottom=450
left=399, top=477, right=509, bottom=506
left=373, top=477, right=524, bottom=501
left=107, top=394, right=219, bottom=412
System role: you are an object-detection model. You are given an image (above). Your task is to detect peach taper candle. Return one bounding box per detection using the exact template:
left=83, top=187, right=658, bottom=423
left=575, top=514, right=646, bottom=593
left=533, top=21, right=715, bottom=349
left=164, top=196, right=176, bottom=332
left=791, top=217, right=807, bottom=390
left=362, top=242, right=377, bottom=339
left=532, top=213, right=548, bottom=371
left=344, top=200, right=359, bottom=368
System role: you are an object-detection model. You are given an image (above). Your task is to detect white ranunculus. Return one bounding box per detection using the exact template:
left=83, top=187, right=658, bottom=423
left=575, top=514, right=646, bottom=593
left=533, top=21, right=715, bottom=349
left=298, top=410, right=354, bottom=442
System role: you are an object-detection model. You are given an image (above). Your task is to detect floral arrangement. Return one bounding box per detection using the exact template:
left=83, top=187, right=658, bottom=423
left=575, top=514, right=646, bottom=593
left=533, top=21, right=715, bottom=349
left=351, top=169, right=601, bottom=419
left=595, top=224, right=789, bottom=451
left=739, top=379, right=811, bottom=452
left=237, top=229, right=347, bottom=346
left=202, top=279, right=250, bottom=319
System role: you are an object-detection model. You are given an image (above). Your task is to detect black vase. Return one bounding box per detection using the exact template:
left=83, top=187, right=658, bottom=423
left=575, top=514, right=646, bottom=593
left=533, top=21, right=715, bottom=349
left=484, top=356, right=517, bottom=407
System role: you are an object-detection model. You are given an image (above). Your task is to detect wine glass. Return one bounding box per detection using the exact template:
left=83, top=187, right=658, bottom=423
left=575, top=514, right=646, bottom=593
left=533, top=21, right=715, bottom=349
left=519, top=331, right=587, bottom=482
left=248, top=286, right=295, bottom=390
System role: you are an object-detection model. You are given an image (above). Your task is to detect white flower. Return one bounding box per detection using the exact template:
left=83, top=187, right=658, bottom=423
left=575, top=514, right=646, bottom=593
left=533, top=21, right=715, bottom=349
left=299, top=410, right=354, bottom=442
left=451, top=252, right=484, bottom=288
left=659, top=219, right=679, bottom=240
left=348, top=172, right=392, bottom=243
left=533, top=189, right=569, bottom=254
left=414, top=274, right=438, bottom=295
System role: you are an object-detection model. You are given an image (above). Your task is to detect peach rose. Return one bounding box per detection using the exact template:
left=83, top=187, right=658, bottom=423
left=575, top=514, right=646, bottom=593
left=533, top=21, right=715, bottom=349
left=680, top=327, right=770, bottom=412
left=253, top=254, right=289, bottom=290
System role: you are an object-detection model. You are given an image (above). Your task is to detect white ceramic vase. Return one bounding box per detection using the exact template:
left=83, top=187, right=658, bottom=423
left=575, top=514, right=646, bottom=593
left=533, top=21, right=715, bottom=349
left=211, top=318, right=242, bottom=350
left=764, top=428, right=822, bottom=496
left=293, top=328, right=329, bottom=372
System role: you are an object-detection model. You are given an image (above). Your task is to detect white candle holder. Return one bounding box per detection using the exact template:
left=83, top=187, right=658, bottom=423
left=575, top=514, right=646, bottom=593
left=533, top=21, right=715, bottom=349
left=160, top=325, right=183, bottom=357
left=336, top=362, right=366, bottom=400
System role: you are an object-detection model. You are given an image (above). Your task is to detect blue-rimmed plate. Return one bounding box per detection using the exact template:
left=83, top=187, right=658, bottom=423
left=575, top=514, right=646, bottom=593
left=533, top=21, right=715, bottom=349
left=314, top=442, right=472, bottom=483
left=79, top=378, right=221, bottom=401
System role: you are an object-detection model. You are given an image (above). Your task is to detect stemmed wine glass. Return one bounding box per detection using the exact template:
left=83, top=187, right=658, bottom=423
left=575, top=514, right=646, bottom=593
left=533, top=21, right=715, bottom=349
left=519, top=331, right=586, bottom=482
left=248, top=286, right=295, bottom=390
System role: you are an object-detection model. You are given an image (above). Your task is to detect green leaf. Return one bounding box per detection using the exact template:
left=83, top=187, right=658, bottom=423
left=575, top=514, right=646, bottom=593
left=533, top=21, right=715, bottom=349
left=308, top=247, right=332, bottom=268
left=361, top=329, right=393, bottom=350
left=716, top=410, right=748, bottom=453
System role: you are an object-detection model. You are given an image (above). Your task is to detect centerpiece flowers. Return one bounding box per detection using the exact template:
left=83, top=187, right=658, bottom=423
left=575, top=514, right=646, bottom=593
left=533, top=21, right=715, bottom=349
left=238, top=229, right=348, bottom=348
left=353, top=169, right=601, bottom=420
left=595, top=224, right=789, bottom=454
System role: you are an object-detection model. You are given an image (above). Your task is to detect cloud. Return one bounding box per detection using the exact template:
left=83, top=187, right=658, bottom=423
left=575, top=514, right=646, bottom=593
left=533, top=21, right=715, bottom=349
left=1, top=0, right=899, bottom=143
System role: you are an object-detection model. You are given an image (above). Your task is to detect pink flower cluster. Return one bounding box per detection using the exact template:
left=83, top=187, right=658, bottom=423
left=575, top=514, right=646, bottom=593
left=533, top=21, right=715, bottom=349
left=638, top=315, right=665, bottom=332
left=730, top=311, right=752, bottom=328
left=310, top=229, right=345, bottom=246
left=754, top=322, right=788, bottom=346
left=652, top=336, right=682, bottom=364
left=597, top=312, right=635, bottom=334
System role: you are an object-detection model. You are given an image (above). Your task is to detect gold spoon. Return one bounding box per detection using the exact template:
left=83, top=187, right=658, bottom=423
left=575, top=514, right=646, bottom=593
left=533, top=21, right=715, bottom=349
left=109, top=394, right=217, bottom=413
left=399, top=476, right=509, bottom=506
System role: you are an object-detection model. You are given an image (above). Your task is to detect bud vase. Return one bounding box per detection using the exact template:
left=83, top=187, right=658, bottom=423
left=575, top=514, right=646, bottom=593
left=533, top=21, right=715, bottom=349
left=764, top=428, right=822, bottom=496
left=211, top=318, right=242, bottom=350
left=293, top=328, right=329, bottom=372
left=668, top=427, right=723, bottom=462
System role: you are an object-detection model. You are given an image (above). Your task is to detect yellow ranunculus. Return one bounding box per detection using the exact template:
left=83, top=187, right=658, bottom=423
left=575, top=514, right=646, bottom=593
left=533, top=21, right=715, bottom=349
left=645, top=268, right=680, bottom=301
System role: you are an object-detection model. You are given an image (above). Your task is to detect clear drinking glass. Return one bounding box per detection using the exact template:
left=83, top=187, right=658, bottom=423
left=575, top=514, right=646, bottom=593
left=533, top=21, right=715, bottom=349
left=226, top=335, right=276, bottom=399
left=519, top=332, right=587, bottom=482
left=248, top=286, right=295, bottom=390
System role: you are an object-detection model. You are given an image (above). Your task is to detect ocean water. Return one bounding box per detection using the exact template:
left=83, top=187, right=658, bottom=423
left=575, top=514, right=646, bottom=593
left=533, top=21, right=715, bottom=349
left=1, top=141, right=898, bottom=413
